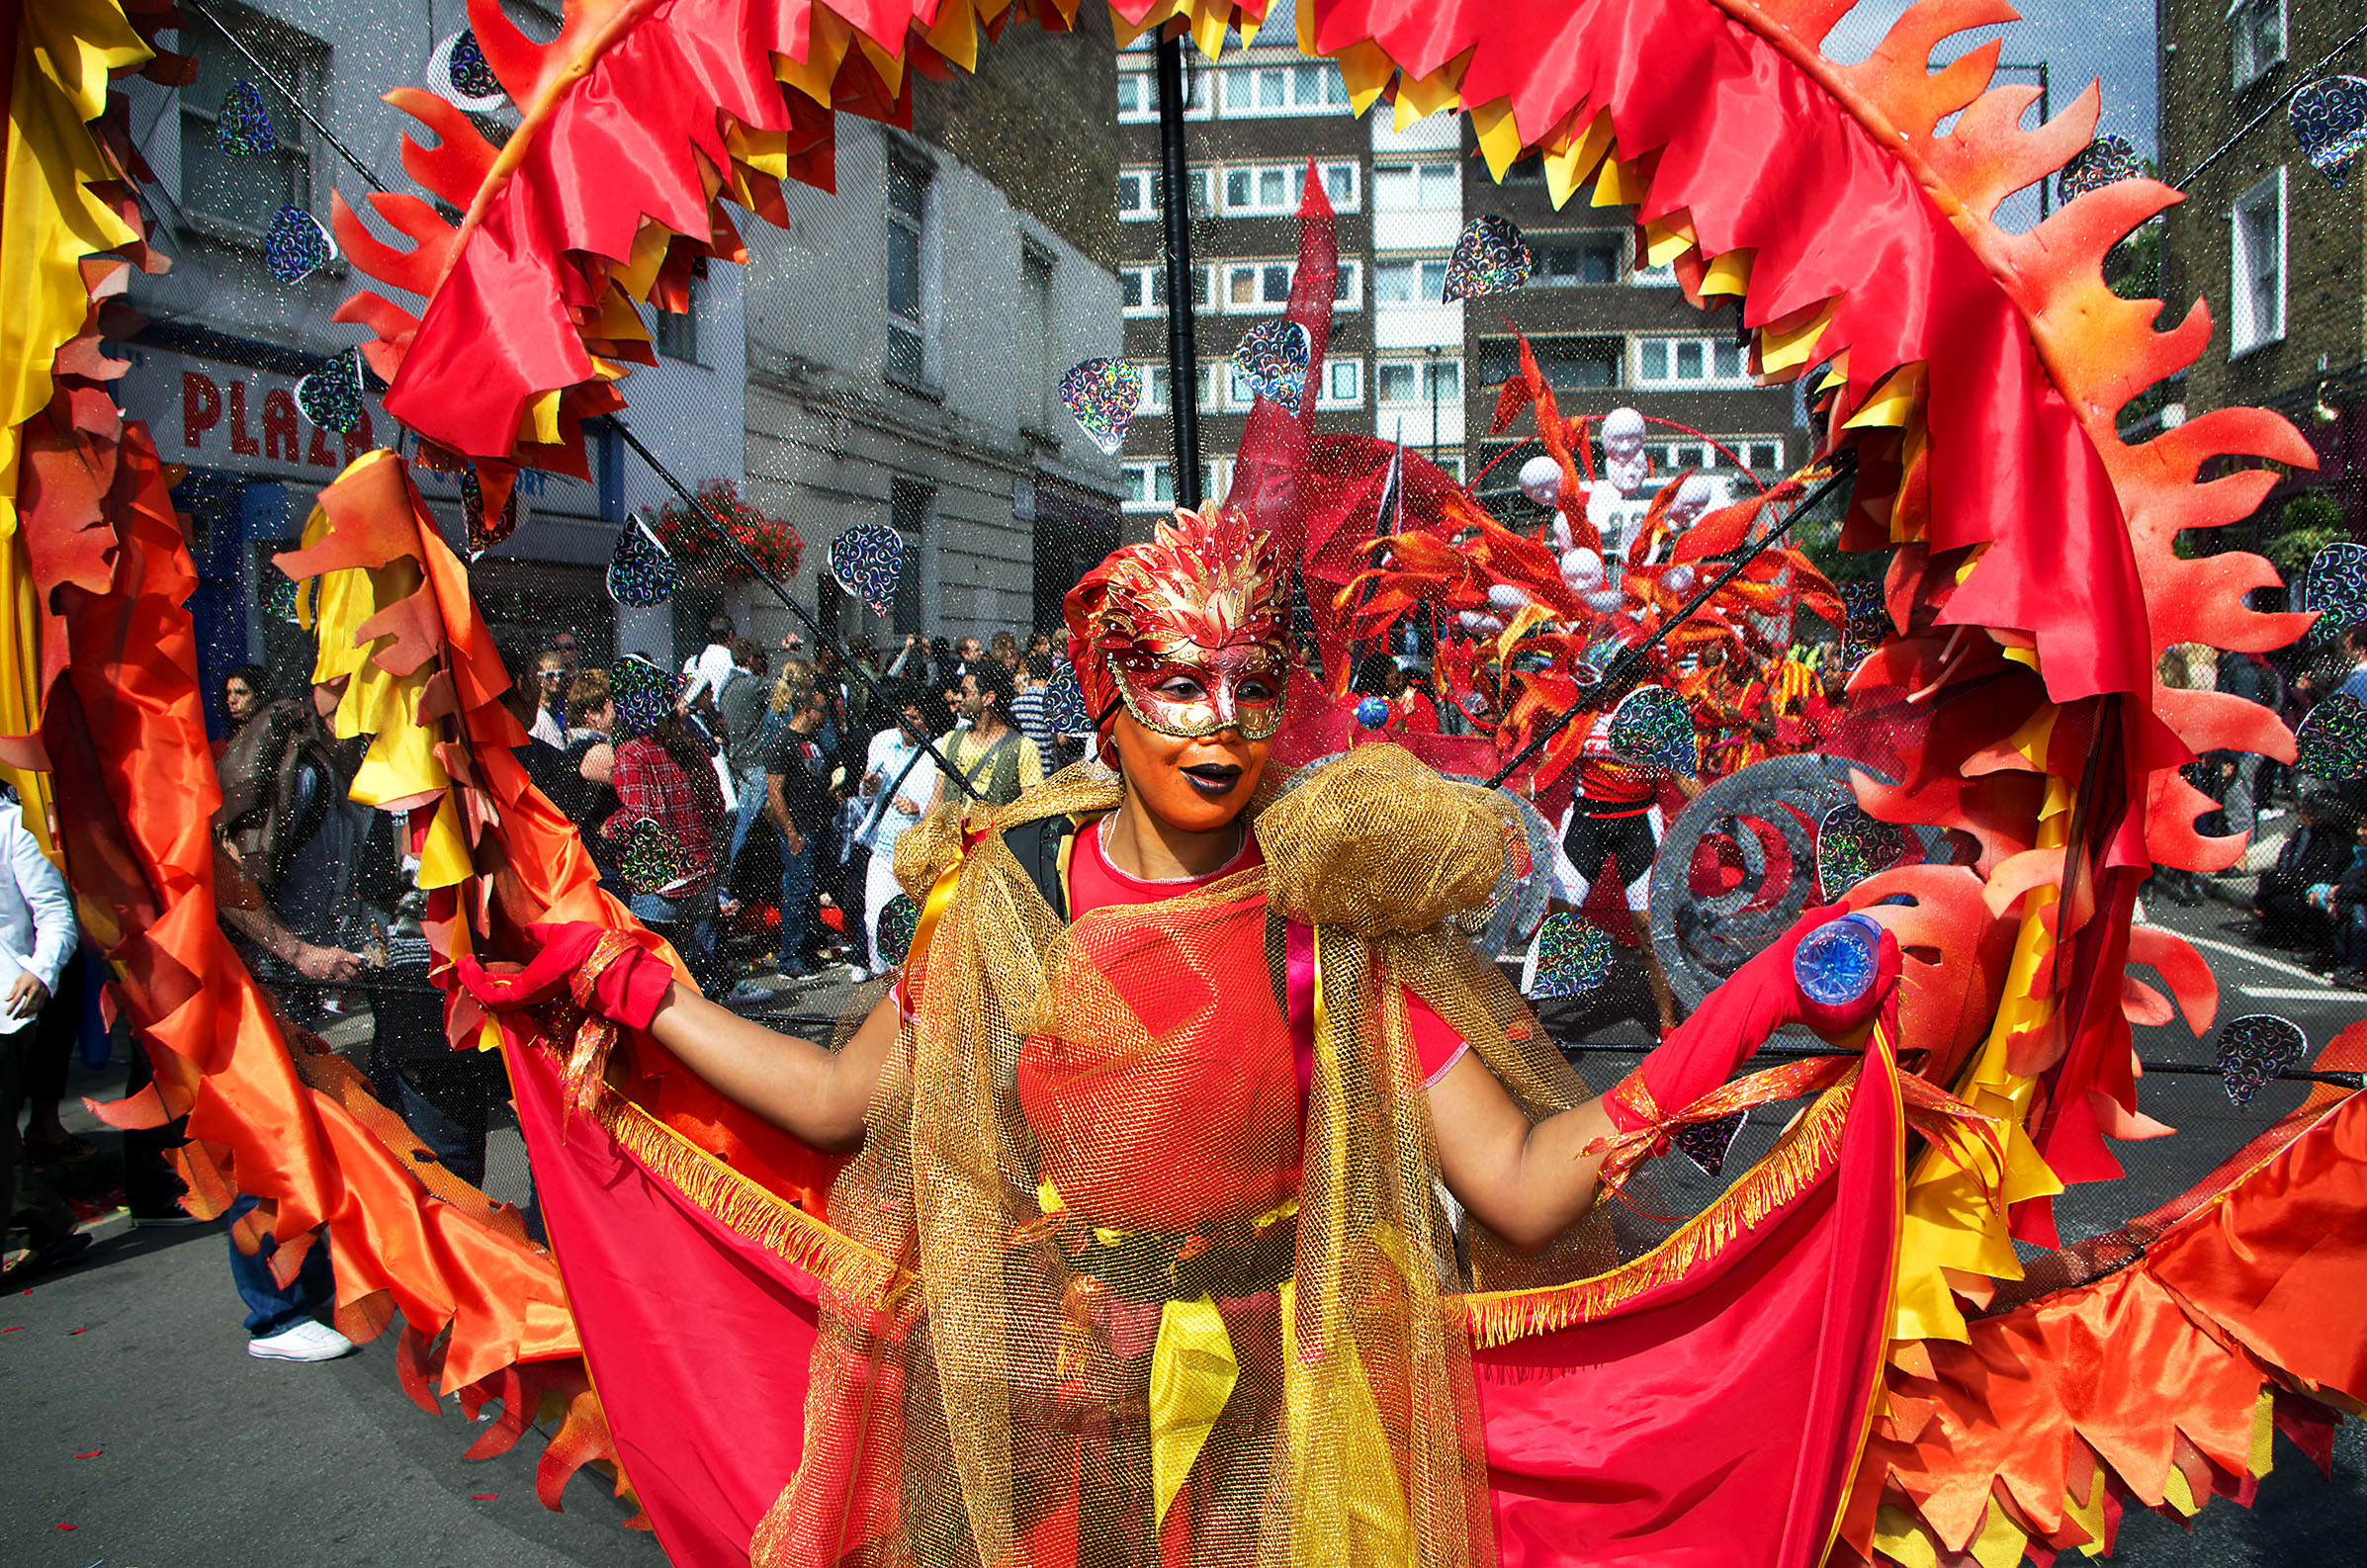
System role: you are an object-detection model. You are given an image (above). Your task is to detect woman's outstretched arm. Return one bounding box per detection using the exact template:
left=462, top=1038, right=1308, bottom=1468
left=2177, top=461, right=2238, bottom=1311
left=1427, top=1057, right=1617, bottom=1251
left=645, top=984, right=904, bottom=1152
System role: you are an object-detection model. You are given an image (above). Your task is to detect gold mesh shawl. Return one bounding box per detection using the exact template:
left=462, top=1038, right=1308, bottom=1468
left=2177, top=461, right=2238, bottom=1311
left=752, top=746, right=1610, bottom=1568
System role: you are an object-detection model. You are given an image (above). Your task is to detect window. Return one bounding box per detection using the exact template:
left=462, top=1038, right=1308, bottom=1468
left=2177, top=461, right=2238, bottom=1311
left=888, top=479, right=931, bottom=632
left=1320, top=358, right=1363, bottom=408
left=1116, top=64, right=1210, bottom=121
left=1372, top=162, right=1459, bottom=211
left=1476, top=336, right=1622, bottom=390
left=1374, top=257, right=1450, bottom=305
left=178, top=5, right=321, bottom=232
left=886, top=151, right=933, bottom=383
left=1634, top=336, right=1749, bottom=387
left=1123, top=461, right=1177, bottom=513
left=1120, top=263, right=1214, bottom=316
left=1212, top=259, right=1359, bottom=312
left=1018, top=247, right=1054, bottom=431
left=1505, top=152, right=1544, bottom=184
left=1140, top=361, right=1218, bottom=414
left=1226, top=261, right=1295, bottom=309
left=2230, top=0, right=2284, bottom=89
left=1218, top=59, right=1348, bottom=116
left=1530, top=234, right=1623, bottom=287
left=1120, top=165, right=1214, bottom=220
left=656, top=274, right=703, bottom=363
left=1629, top=255, right=1675, bottom=287
left=1747, top=440, right=1784, bottom=472
left=1375, top=358, right=1460, bottom=405
left=2230, top=168, right=2285, bottom=354
left=1215, top=160, right=1357, bottom=215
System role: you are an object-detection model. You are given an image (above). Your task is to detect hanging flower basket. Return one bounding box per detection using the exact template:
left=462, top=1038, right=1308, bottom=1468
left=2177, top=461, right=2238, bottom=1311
left=640, top=479, right=805, bottom=582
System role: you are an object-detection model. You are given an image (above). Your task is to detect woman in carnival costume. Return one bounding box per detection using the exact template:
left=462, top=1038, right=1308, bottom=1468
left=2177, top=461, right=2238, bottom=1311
left=459, top=501, right=1910, bottom=1568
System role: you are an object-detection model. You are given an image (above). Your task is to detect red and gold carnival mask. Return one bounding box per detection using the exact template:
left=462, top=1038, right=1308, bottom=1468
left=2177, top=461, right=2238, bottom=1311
left=1064, top=503, right=1291, bottom=741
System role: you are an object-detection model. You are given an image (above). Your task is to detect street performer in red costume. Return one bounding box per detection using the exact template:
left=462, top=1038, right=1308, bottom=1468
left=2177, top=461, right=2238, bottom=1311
left=459, top=501, right=1911, bottom=1568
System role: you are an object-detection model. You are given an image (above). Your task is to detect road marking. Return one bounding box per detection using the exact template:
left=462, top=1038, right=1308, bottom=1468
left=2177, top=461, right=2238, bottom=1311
left=2165, top=930, right=2334, bottom=988
left=2238, top=986, right=2367, bottom=1003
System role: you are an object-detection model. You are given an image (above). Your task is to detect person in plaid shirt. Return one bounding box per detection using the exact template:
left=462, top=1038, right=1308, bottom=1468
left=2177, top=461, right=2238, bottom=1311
left=607, top=704, right=731, bottom=988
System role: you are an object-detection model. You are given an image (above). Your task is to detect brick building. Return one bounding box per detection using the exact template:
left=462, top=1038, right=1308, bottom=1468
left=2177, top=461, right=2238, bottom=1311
left=2155, top=0, right=2366, bottom=543
left=1112, top=36, right=1801, bottom=538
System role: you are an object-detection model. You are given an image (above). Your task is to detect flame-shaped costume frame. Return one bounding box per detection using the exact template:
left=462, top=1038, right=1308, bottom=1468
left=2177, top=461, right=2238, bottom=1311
left=8, top=0, right=2365, bottom=1565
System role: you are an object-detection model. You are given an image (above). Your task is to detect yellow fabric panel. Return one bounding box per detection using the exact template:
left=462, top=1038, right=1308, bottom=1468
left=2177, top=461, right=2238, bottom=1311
left=1148, top=1295, right=1240, bottom=1529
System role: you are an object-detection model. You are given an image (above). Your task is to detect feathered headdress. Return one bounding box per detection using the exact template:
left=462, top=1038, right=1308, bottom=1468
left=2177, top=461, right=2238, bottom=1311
left=1062, top=501, right=1288, bottom=736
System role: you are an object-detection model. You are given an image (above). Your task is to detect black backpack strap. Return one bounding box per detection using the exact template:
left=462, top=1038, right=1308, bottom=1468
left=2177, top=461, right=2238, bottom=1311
left=1000, top=815, right=1077, bottom=922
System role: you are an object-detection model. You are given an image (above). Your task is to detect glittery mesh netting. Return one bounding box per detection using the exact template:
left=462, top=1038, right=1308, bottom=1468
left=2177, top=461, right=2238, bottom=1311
left=748, top=746, right=1627, bottom=1568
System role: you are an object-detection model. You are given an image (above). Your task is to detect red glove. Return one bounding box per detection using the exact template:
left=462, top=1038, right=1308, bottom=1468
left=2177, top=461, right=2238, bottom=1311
left=1607, top=905, right=1899, bottom=1132
left=451, top=921, right=674, bottom=1032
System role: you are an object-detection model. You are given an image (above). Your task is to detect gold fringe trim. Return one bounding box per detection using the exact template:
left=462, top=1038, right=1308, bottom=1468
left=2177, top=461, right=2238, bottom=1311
left=585, top=1083, right=910, bottom=1309
left=1462, top=1071, right=1858, bottom=1347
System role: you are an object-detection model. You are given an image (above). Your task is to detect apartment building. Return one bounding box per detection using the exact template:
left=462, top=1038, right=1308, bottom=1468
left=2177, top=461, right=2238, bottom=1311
left=1113, top=36, right=1802, bottom=533
left=2155, top=0, right=2364, bottom=538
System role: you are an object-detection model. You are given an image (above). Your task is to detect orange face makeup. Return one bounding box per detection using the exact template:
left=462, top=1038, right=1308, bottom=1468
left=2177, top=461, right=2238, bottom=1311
left=1109, top=708, right=1270, bottom=834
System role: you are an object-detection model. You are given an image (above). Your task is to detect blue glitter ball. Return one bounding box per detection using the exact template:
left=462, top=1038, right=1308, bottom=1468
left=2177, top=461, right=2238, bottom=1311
left=1793, top=913, right=1883, bottom=1007
left=1355, top=695, right=1391, bottom=730
left=215, top=81, right=275, bottom=156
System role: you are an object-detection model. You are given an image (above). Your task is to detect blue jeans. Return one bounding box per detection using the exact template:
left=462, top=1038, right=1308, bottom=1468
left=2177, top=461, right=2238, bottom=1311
left=777, top=826, right=819, bottom=969
left=225, top=1193, right=335, bottom=1339
left=726, top=761, right=769, bottom=876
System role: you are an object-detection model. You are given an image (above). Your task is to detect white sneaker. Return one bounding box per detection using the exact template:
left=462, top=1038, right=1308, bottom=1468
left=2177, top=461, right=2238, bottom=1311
left=248, top=1319, right=356, bottom=1362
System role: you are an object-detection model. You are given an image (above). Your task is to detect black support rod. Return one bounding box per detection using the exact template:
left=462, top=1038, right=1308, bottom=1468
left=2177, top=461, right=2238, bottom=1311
left=1155, top=35, right=1202, bottom=511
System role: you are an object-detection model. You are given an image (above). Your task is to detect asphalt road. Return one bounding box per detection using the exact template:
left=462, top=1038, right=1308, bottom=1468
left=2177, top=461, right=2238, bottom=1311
left=6, top=903, right=2365, bottom=1568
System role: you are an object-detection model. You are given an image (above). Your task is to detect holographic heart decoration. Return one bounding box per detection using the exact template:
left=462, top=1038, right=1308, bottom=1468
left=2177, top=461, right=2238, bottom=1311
left=2215, top=1014, right=2306, bottom=1108
left=829, top=522, right=904, bottom=615
left=606, top=519, right=677, bottom=609
left=2056, top=135, right=2146, bottom=203
left=875, top=893, right=920, bottom=969
left=293, top=348, right=365, bottom=434
left=1442, top=214, right=1534, bottom=302
left=1670, top=1111, right=1748, bottom=1178
left=1816, top=802, right=1906, bottom=900
left=1041, top=655, right=1093, bottom=736
left=2304, top=542, right=2367, bottom=646
left=1607, top=684, right=1699, bottom=775
left=461, top=467, right=519, bottom=557
left=1840, top=581, right=1887, bottom=658
left=2290, top=76, right=2367, bottom=187
left=263, top=205, right=337, bottom=284
left=610, top=655, right=682, bottom=739
left=258, top=567, right=302, bottom=624
left=426, top=28, right=506, bottom=112
left=2296, top=691, right=2367, bottom=781
left=1232, top=318, right=1311, bottom=414
left=1523, top=912, right=1615, bottom=1000
left=1059, top=358, right=1143, bottom=456
left=620, top=818, right=684, bottom=896
left=215, top=81, right=275, bottom=155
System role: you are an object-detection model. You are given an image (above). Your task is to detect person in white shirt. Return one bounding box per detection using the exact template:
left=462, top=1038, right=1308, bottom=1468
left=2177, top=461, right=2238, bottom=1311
left=0, top=794, right=81, bottom=1277
left=850, top=683, right=943, bottom=977
left=680, top=616, right=741, bottom=708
